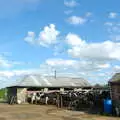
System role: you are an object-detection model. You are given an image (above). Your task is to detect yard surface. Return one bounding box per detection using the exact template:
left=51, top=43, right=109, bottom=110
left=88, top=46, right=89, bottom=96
left=0, top=103, right=119, bottom=120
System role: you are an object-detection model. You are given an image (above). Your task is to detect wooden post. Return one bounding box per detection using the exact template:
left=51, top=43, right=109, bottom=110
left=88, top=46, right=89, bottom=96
left=109, top=83, right=112, bottom=100
left=60, top=94, right=63, bottom=108
left=56, top=93, right=60, bottom=108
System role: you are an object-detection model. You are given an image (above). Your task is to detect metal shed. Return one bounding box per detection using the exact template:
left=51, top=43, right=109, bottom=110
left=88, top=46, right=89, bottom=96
left=7, top=74, right=91, bottom=104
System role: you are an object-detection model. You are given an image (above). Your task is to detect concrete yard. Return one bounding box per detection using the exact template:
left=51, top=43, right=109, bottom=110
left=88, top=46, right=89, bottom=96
left=0, top=103, right=119, bottom=120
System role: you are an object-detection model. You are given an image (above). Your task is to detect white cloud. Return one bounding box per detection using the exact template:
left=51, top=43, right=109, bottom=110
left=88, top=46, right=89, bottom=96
left=24, top=24, right=60, bottom=47
left=105, top=21, right=120, bottom=41
left=108, top=12, right=118, bottom=19
left=0, top=69, right=43, bottom=88
left=66, top=33, right=85, bottom=46
left=0, top=56, right=12, bottom=68
left=38, top=24, right=60, bottom=47
left=67, top=16, right=87, bottom=25
left=0, top=69, right=41, bottom=78
left=45, top=58, right=111, bottom=72
left=97, top=63, right=111, bottom=69
left=0, top=55, right=30, bottom=69
left=0, top=59, right=113, bottom=87
left=23, top=25, right=120, bottom=85
left=46, top=58, right=76, bottom=67
left=113, top=35, right=120, bottom=41
left=38, top=58, right=114, bottom=85
left=114, top=65, right=120, bottom=69
left=66, top=33, right=120, bottom=61
left=0, top=71, right=14, bottom=78
left=64, top=0, right=78, bottom=7
left=113, top=65, right=120, bottom=73
left=24, top=31, right=35, bottom=44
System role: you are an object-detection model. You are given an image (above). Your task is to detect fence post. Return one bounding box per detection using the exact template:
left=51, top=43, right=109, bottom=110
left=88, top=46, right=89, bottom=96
left=60, top=94, right=63, bottom=108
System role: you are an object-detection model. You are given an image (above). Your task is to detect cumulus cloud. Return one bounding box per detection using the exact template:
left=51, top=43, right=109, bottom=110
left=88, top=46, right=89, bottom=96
left=0, top=69, right=42, bottom=78
left=0, top=57, right=11, bottom=68
left=64, top=0, right=78, bottom=7
left=112, top=35, right=120, bottom=41
left=39, top=57, right=114, bottom=84
left=0, top=55, right=30, bottom=69
left=105, top=21, right=120, bottom=41
left=46, top=58, right=76, bottom=67
left=23, top=24, right=120, bottom=84
left=0, top=56, right=21, bottom=68
left=0, top=69, right=43, bottom=88
left=24, top=31, right=35, bottom=44
left=24, top=24, right=60, bottom=47
left=24, top=24, right=120, bottom=62
left=38, top=24, right=60, bottom=47
left=108, top=12, right=118, bottom=19
left=97, top=63, right=111, bottom=69
left=66, top=33, right=85, bottom=46
left=66, top=33, right=120, bottom=61
left=45, top=58, right=111, bottom=72
left=67, top=16, right=87, bottom=25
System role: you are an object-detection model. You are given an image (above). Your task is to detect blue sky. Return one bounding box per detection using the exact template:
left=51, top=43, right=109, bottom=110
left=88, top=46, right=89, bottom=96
left=0, top=0, right=120, bottom=88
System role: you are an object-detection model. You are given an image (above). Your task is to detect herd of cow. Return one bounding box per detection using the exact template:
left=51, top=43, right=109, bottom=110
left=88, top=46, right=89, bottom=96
left=27, top=89, right=110, bottom=113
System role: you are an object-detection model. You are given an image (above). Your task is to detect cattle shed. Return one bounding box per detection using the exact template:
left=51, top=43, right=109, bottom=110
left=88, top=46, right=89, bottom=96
left=109, top=73, right=120, bottom=111
left=7, top=74, right=91, bottom=104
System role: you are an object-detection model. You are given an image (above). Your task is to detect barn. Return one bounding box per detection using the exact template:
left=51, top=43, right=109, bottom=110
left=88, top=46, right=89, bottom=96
left=109, top=73, right=120, bottom=113
left=7, top=74, right=91, bottom=104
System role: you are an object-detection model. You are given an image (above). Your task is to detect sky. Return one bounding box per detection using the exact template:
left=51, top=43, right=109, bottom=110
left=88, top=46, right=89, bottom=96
left=0, top=0, right=120, bottom=88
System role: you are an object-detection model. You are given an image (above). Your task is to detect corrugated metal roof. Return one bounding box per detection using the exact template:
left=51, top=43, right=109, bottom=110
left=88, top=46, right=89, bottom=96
left=109, top=73, right=120, bottom=83
left=8, top=74, right=90, bottom=87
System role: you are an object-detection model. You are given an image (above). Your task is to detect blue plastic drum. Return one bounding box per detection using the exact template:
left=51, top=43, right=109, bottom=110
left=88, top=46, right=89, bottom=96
left=104, top=99, right=112, bottom=114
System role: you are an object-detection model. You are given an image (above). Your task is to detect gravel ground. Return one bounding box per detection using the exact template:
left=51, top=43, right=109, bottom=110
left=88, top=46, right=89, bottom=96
left=0, top=103, right=119, bottom=120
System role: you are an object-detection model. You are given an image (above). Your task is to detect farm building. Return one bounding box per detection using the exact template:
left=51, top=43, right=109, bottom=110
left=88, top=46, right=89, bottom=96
left=109, top=73, right=120, bottom=101
left=7, top=74, right=91, bottom=104
left=109, top=73, right=120, bottom=113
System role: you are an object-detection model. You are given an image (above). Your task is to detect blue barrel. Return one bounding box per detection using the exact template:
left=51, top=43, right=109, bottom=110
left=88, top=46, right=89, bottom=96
left=104, top=99, right=112, bottom=114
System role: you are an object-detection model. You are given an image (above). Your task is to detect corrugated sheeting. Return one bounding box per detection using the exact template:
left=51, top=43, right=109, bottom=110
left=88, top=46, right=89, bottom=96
left=109, top=73, right=120, bottom=83
left=8, top=74, right=90, bottom=87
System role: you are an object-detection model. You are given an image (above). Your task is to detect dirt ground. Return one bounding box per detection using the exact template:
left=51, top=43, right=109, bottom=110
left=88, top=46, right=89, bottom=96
left=0, top=103, right=119, bottom=120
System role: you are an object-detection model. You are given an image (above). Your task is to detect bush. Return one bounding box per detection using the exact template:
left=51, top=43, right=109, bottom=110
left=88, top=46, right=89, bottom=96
left=0, top=88, right=7, bottom=101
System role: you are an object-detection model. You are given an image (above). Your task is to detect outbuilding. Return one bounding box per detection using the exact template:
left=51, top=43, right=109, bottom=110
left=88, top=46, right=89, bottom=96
left=109, top=73, right=120, bottom=115
left=7, top=74, right=91, bottom=104
left=109, top=73, right=120, bottom=101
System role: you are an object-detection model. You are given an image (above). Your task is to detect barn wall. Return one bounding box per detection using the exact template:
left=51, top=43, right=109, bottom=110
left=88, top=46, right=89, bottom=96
left=110, top=83, right=120, bottom=113
left=17, top=88, right=27, bottom=104
left=7, top=87, right=17, bottom=103
left=110, top=84, right=120, bottom=101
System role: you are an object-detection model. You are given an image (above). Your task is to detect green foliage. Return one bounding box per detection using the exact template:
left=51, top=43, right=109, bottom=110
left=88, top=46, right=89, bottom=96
left=0, top=88, right=7, bottom=100
left=103, top=84, right=109, bottom=89
left=94, top=84, right=109, bottom=89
